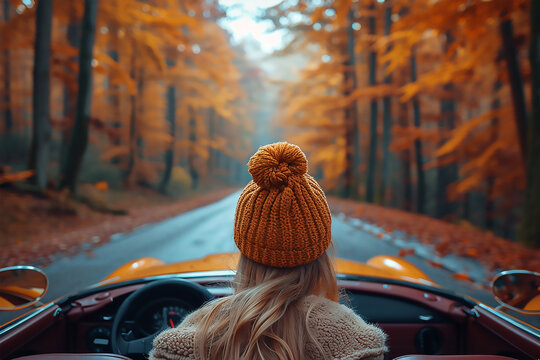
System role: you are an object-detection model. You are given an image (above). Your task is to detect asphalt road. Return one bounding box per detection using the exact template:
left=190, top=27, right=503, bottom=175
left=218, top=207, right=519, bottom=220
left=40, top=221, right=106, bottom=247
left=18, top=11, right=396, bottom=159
left=2, top=191, right=506, bottom=324
left=40, top=191, right=496, bottom=303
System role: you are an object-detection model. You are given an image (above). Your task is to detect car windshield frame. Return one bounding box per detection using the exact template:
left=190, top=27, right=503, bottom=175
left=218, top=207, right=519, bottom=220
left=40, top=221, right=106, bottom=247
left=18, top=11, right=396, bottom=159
left=1, top=270, right=539, bottom=340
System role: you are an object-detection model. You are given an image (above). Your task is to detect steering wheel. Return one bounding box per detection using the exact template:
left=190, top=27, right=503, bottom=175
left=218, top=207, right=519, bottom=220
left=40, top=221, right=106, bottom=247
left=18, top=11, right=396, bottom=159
left=111, top=279, right=213, bottom=355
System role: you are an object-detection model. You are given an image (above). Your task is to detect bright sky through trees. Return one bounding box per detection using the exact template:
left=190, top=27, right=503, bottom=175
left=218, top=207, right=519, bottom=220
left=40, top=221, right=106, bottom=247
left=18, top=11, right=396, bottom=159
left=218, top=0, right=286, bottom=53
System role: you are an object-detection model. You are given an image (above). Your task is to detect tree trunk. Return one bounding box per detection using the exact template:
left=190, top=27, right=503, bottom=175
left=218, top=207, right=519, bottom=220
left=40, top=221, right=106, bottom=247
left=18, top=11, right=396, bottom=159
left=58, top=3, right=80, bottom=182
left=411, top=54, right=425, bottom=214
left=436, top=34, right=458, bottom=220
left=462, top=192, right=470, bottom=221
left=3, top=0, right=12, bottom=133
left=28, top=0, right=53, bottom=190
left=500, top=17, right=528, bottom=164
left=188, top=108, right=198, bottom=189
left=379, top=4, right=392, bottom=204
left=365, top=8, right=378, bottom=203
left=60, top=0, right=98, bottom=194
left=108, top=30, right=122, bottom=164
left=341, top=7, right=360, bottom=199
left=125, top=45, right=141, bottom=185
left=207, top=107, right=217, bottom=178
left=216, top=116, right=226, bottom=182
left=486, top=82, right=501, bottom=231
left=399, top=103, right=412, bottom=211
left=437, top=86, right=458, bottom=220
left=159, top=86, right=176, bottom=193
left=519, top=0, right=540, bottom=247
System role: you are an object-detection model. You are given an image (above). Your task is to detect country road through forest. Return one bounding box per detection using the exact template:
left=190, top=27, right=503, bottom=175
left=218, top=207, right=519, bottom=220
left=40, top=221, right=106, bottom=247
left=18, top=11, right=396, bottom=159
left=40, top=192, right=496, bottom=303
left=2, top=192, right=509, bottom=325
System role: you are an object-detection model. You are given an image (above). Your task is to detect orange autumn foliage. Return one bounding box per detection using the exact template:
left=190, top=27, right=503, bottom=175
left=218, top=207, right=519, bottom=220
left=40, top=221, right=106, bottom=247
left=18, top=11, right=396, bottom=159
left=398, top=248, right=415, bottom=257
left=95, top=181, right=109, bottom=191
left=266, top=0, right=530, bottom=238
left=452, top=273, right=472, bottom=282
left=426, top=260, right=443, bottom=268
left=0, top=0, right=255, bottom=189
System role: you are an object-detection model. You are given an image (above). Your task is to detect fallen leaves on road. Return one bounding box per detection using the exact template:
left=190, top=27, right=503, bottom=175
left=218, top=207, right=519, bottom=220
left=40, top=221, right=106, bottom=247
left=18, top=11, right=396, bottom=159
left=452, top=273, right=473, bottom=282
left=328, top=197, right=540, bottom=274
left=398, top=248, right=415, bottom=257
left=426, top=260, right=443, bottom=268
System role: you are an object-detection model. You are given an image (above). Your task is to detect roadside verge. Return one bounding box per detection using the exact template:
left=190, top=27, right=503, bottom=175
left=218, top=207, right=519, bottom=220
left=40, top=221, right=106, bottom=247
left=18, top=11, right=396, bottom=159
left=328, top=197, right=540, bottom=283
left=0, top=188, right=239, bottom=268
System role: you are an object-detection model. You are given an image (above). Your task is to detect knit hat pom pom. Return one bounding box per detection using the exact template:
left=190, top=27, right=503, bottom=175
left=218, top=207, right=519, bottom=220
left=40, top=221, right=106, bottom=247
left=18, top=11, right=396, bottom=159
left=248, top=142, right=308, bottom=189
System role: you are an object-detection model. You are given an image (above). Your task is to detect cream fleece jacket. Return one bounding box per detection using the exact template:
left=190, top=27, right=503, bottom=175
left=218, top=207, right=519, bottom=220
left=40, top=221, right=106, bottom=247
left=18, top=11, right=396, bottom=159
left=149, top=294, right=387, bottom=360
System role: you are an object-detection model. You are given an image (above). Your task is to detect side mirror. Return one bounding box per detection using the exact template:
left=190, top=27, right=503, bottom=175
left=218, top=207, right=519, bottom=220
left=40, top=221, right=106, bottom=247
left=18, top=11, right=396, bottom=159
left=491, top=270, right=540, bottom=314
left=0, top=266, right=48, bottom=311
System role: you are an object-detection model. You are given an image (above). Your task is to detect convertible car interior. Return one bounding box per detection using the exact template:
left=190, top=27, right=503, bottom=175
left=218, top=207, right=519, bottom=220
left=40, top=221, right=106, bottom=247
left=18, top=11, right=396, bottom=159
left=1, top=271, right=538, bottom=360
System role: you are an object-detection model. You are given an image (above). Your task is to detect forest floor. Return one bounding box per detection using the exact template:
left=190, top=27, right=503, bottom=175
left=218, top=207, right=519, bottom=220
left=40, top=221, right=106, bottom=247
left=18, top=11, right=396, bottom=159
left=329, top=197, right=540, bottom=275
left=0, top=186, right=238, bottom=268
left=1, top=188, right=539, bottom=275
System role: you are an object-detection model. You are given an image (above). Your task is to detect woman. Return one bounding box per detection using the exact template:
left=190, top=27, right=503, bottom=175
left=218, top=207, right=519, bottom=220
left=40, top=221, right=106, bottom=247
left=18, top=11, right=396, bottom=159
left=150, top=142, right=387, bottom=360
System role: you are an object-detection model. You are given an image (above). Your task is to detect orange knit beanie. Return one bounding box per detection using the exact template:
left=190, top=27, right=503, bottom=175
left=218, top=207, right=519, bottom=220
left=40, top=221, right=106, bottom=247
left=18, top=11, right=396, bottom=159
left=234, top=142, right=332, bottom=268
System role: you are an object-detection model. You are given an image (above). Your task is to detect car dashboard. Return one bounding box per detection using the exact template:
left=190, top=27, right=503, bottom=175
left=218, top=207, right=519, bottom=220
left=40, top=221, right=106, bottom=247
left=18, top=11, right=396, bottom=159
left=1, top=272, right=538, bottom=360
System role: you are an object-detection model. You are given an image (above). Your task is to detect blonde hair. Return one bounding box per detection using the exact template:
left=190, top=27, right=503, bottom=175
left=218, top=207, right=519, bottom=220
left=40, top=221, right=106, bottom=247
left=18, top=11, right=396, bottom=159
left=193, top=252, right=339, bottom=360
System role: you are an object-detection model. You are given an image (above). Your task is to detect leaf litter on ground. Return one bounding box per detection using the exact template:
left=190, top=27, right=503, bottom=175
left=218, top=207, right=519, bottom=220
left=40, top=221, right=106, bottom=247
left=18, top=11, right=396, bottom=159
left=328, top=197, right=540, bottom=279
left=0, top=187, right=238, bottom=268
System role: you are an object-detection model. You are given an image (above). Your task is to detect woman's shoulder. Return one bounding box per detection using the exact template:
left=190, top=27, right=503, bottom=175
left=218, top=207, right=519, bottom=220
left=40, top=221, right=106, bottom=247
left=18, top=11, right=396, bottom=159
left=301, top=294, right=369, bottom=324
left=301, top=295, right=388, bottom=359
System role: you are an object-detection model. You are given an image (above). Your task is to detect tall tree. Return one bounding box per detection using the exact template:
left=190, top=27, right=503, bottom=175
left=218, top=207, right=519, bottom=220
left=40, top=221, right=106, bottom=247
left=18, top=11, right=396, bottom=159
left=437, top=85, right=458, bottom=220
left=60, top=0, right=98, bottom=194
left=519, top=0, right=540, bottom=247
left=58, top=2, right=80, bottom=181
left=28, top=0, right=53, bottom=190
left=2, top=0, right=12, bottom=133
left=124, top=46, right=139, bottom=186
left=436, top=33, right=458, bottom=220
left=398, top=102, right=412, bottom=211
left=207, top=107, right=218, bottom=179
left=341, top=6, right=360, bottom=199
left=379, top=3, right=393, bottom=204
left=500, top=15, right=527, bottom=163
left=410, top=53, right=425, bottom=214
left=365, top=3, right=378, bottom=203
left=188, top=107, right=199, bottom=189
left=486, top=82, right=501, bottom=230
left=159, top=85, right=176, bottom=193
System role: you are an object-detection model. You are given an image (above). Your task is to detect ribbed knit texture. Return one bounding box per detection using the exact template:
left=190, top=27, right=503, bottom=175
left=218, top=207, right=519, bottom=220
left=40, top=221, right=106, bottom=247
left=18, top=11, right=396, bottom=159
left=149, top=295, right=387, bottom=360
left=234, top=142, right=332, bottom=268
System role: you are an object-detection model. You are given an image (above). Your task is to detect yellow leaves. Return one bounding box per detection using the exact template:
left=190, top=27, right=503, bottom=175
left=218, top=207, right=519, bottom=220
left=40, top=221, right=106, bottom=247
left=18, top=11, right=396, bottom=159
left=390, top=126, right=440, bottom=152
left=133, top=159, right=160, bottom=185
left=143, top=132, right=172, bottom=146
left=266, top=0, right=531, bottom=212
left=349, top=84, right=397, bottom=101
left=101, top=145, right=130, bottom=161
left=436, top=107, right=512, bottom=157
left=379, top=30, right=422, bottom=74
left=2, top=0, right=254, bottom=188
left=130, top=29, right=167, bottom=72
left=95, top=181, right=109, bottom=191
left=99, top=0, right=195, bottom=30
left=452, top=273, right=472, bottom=282
left=310, top=6, right=326, bottom=25
left=461, top=140, right=505, bottom=175
left=94, top=51, right=136, bottom=94
left=448, top=172, right=484, bottom=201
left=0, top=170, right=35, bottom=185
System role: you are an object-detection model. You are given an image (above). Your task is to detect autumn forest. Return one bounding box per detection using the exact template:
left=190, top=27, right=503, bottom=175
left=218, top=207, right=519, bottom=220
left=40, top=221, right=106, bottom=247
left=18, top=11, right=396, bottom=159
left=0, top=0, right=539, bottom=262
